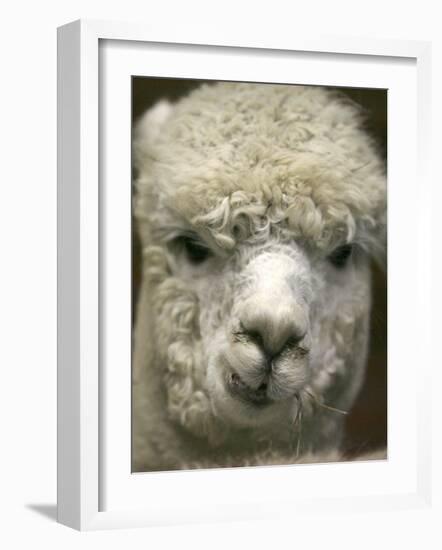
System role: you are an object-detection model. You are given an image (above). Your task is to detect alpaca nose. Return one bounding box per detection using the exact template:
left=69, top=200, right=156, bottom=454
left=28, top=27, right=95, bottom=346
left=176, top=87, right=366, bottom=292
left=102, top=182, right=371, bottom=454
left=238, top=299, right=308, bottom=358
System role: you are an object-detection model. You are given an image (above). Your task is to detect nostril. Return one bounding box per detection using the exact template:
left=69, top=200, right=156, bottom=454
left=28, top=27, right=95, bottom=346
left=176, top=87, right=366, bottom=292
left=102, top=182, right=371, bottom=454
left=233, top=323, right=264, bottom=346
left=246, top=330, right=264, bottom=347
left=283, top=333, right=306, bottom=351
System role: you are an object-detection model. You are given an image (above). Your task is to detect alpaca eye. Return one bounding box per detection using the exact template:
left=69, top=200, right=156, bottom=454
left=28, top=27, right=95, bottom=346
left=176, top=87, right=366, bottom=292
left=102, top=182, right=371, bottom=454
left=328, top=244, right=353, bottom=268
left=175, top=235, right=212, bottom=265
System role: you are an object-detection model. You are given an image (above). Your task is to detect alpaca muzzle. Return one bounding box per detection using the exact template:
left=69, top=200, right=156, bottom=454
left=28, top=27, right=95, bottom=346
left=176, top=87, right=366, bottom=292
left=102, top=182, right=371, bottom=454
left=222, top=248, right=312, bottom=406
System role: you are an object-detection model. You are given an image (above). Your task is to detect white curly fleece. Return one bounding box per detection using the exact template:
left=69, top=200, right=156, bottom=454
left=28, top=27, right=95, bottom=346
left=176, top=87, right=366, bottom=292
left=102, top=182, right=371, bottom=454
left=132, top=82, right=387, bottom=471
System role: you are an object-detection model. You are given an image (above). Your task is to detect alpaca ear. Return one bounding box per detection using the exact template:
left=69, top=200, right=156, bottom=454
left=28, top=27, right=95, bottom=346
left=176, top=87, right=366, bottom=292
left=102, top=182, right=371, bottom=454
left=133, top=100, right=174, bottom=170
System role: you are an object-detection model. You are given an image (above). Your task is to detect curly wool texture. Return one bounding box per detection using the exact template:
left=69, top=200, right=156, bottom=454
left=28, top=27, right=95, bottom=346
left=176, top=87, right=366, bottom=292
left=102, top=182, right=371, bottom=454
left=143, top=246, right=215, bottom=437
left=135, top=83, right=386, bottom=257
left=132, top=82, right=387, bottom=471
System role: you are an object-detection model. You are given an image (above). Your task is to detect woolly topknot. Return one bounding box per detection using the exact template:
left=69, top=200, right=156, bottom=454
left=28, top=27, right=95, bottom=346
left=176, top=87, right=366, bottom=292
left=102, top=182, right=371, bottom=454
left=135, top=82, right=386, bottom=260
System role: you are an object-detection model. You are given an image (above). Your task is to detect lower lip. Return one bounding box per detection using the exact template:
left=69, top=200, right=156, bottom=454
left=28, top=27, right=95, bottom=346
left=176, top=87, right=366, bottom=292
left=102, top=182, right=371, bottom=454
left=227, top=373, right=272, bottom=406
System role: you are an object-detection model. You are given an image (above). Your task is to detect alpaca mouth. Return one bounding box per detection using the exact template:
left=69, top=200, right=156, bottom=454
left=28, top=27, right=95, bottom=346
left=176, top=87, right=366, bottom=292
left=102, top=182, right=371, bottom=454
left=227, top=372, right=272, bottom=407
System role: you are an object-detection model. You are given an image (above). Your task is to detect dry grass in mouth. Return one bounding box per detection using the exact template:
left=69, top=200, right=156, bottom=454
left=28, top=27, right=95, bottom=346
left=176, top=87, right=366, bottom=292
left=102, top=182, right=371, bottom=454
left=293, top=388, right=348, bottom=457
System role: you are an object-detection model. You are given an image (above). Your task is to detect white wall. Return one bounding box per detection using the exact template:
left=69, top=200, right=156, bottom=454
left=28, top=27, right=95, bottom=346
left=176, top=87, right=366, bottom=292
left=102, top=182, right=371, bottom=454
left=0, top=1, right=440, bottom=548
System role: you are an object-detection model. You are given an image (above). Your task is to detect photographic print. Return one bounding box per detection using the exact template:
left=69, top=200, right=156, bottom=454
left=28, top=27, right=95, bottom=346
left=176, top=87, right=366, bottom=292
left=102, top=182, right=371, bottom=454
left=131, top=79, right=387, bottom=473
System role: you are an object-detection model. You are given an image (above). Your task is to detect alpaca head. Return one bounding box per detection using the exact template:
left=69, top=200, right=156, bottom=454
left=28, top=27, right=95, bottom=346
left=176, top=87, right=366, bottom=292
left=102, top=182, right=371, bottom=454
left=134, top=83, right=386, bottom=445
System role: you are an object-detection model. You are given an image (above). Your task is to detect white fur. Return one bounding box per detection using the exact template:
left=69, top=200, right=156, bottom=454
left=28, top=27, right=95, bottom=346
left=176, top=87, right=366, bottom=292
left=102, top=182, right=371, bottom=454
left=132, top=83, right=387, bottom=471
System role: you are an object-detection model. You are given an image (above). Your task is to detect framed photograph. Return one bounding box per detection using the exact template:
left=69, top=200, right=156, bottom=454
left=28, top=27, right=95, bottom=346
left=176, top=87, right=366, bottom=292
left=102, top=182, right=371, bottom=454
left=57, top=19, right=432, bottom=530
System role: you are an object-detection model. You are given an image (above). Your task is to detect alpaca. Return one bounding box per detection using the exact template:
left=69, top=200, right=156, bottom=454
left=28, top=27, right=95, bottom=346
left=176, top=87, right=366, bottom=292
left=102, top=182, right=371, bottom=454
left=132, top=82, right=387, bottom=472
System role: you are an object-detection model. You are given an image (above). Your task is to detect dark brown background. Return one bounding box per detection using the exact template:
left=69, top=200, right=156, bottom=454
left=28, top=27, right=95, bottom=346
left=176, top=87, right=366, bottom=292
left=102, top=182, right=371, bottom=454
left=132, top=77, right=387, bottom=457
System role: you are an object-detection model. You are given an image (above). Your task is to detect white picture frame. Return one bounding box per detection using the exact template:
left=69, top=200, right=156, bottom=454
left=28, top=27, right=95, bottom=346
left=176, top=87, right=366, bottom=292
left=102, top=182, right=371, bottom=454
left=57, top=19, right=432, bottom=531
